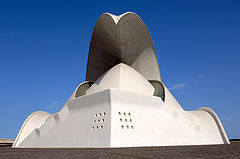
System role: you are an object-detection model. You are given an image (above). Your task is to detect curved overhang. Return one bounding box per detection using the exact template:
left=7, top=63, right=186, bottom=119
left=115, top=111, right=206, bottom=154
left=86, top=12, right=161, bottom=82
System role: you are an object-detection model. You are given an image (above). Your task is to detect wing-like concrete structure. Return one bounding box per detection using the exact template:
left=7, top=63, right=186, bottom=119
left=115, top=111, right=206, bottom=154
left=86, top=12, right=161, bottom=82
left=13, top=12, right=229, bottom=148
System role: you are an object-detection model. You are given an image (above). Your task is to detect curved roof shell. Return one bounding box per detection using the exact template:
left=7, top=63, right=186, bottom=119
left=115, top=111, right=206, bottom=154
left=86, top=12, right=161, bottom=82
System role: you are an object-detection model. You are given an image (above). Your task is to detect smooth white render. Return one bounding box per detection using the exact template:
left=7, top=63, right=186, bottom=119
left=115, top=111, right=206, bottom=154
left=13, top=12, right=229, bottom=148
left=13, top=111, right=50, bottom=147
left=87, top=63, right=154, bottom=96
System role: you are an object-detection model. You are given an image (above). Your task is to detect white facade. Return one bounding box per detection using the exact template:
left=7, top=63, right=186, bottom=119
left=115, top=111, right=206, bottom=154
left=13, top=12, right=229, bottom=148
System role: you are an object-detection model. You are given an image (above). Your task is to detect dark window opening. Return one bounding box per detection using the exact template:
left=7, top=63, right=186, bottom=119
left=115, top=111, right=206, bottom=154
left=149, top=80, right=165, bottom=102
left=75, top=81, right=94, bottom=98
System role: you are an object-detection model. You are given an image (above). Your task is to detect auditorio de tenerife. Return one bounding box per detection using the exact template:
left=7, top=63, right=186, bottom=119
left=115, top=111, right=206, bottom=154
left=13, top=12, right=229, bottom=148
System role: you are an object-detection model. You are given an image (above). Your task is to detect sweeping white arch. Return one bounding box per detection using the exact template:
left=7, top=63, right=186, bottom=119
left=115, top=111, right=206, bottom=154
left=86, top=12, right=161, bottom=82
left=13, top=111, right=50, bottom=147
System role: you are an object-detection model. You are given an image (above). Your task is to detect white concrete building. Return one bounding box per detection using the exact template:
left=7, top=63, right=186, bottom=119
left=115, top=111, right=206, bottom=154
left=13, top=12, right=229, bottom=148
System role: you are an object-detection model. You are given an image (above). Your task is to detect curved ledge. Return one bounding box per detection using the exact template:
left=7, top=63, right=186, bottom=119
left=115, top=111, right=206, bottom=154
left=12, top=111, right=51, bottom=147
left=86, top=12, right=161, bottom=82
left=197, top=107, right=230, bottom=144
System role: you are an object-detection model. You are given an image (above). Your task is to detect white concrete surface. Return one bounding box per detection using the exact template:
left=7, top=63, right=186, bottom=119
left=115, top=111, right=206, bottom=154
left=87, top=63, right=154, bottom=96
left=13, top=12, right=229, bottom=148
left=13, top=111, right=50, bottom=147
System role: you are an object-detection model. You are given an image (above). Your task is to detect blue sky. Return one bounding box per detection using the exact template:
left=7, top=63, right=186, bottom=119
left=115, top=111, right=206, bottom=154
left=0, top=0, right=239, bottom=139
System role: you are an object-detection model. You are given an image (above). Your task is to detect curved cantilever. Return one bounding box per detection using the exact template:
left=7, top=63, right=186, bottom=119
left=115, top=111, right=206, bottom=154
left=86, top=12, right=161, bottom=82
left=13, top=111, right=50, bottom=147
left=197, top=107, right=230, bottom=144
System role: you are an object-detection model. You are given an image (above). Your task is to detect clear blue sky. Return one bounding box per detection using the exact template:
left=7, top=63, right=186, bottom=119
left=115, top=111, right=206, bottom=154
left=0, top=0, right=239, bottom=139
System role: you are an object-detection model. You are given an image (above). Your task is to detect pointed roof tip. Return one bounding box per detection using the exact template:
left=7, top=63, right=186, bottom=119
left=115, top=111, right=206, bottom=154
left=110, top=63, right=134, bottom=70
left=101, top=12, right=139, bottom=24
